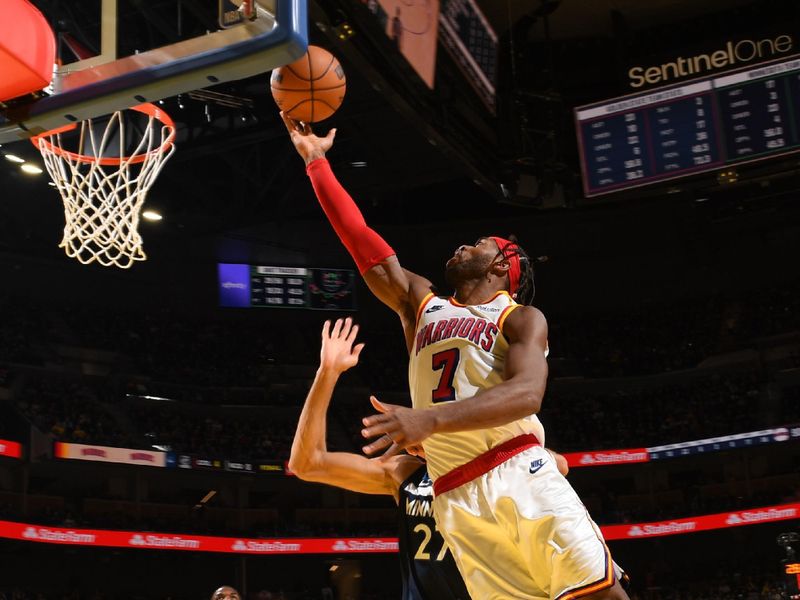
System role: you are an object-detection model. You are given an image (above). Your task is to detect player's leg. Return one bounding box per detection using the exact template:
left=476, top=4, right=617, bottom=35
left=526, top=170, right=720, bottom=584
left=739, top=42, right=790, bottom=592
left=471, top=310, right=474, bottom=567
left=433, top=481, right=548, bottom=600
left=578, top=579, right=630, bottom=600
left=486, top=445, right=629, bottom=600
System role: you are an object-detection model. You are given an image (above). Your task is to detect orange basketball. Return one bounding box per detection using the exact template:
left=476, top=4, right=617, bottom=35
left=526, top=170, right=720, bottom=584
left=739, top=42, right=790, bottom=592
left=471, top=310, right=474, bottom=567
left=270, top=46, right=346, bottom=123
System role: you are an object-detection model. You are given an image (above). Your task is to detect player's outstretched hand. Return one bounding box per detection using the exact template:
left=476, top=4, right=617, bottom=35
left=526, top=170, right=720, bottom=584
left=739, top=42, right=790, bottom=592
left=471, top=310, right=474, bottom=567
left=280, top=111, right=337, bottom=165
left=320, top=318, right=364, bottom=374
left=361, top=396, right=436, bottom=456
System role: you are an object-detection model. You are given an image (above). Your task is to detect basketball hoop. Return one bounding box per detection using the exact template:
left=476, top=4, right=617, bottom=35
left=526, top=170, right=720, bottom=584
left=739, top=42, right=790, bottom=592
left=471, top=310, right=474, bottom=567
left=31, top=103, right=176, bottom=269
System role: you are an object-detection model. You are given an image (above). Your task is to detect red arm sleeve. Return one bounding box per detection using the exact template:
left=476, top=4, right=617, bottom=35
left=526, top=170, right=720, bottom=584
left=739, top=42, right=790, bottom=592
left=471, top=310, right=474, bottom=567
left=306, top=158, right=395, bottom=275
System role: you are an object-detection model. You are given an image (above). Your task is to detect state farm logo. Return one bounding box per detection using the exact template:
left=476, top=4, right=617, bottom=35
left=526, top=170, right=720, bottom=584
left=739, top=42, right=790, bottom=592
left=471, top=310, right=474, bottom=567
left=579, top=451, right=647, bottom=465
left=127, top=534, right=200, bottom=549
left=726, top=513, right=743, bottom=525
left=726, top=508, right=796, bottom=525
left=22, top=527, right=95, bottom=543
left=231, top=540, right=302, bottom=553
left=331, top=539, right=399, bottom=551
left=626, top=522, right=696, bottom=536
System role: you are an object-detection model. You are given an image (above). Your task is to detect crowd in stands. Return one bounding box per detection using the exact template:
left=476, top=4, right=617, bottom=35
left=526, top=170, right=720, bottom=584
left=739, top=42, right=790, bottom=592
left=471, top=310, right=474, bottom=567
left=4, top=362, right=790, bottom=461
left=126, top=401, right=299, bottom=460
left=1, top=277, right=798, bottom=386
left=540, top=370, right=765, bottom=452
left=547, top=278, right=800, bottom=378
left=782, top=384, right=800, bottom=423
left=14, top=375, right=122, bottom=446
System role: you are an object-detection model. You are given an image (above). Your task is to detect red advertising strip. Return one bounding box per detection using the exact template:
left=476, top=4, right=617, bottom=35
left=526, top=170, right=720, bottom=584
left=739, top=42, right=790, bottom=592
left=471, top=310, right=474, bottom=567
left=54, top=442, right=166, bottom=467
left=0, top=502, right=797, bottom=552
left=563, top=448, right=650, bottom=468
left=602, top=502, right=800, bottom=540
left=0, top=439, right=22, bottom=459
left=0, top=521, right=398, bottom=554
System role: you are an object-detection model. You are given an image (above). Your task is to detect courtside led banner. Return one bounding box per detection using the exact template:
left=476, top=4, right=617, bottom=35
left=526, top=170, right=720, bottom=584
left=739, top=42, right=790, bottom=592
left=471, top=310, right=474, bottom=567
left=564, top=425, right=799, bottom=468
left=0, top=439, right=22, bottom=459
left=2, top=502, right=797, bottom=553
left=54, top=442, right=166, bottom=467
left=563, top=448, right=649, bottom=467
left=0, top=521, right=397, bottom=554
left=601, top=502, right=800, bottom=540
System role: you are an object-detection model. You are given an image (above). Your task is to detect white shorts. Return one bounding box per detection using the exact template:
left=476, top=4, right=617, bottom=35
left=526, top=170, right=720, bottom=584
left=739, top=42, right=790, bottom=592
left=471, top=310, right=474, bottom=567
left=433, top=442, right=622, bottom=600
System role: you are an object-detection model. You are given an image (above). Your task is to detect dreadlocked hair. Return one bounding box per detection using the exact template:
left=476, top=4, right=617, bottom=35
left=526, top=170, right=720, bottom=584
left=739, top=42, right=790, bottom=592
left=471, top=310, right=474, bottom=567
left=502, top=234, right=537, bottom=305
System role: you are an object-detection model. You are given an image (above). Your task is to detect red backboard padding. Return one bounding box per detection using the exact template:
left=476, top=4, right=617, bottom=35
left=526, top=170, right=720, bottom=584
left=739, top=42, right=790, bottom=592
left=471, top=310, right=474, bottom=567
left=0, top=0, right=56, bottom=102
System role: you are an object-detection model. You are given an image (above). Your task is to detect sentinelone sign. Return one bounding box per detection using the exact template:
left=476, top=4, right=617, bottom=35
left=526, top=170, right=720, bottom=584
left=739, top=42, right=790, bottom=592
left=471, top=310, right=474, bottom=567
left=628, top=34, right=794, bottom=88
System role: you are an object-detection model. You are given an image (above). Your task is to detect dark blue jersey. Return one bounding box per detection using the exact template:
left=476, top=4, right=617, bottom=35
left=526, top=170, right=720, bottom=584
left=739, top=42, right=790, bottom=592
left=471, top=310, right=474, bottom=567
left=398, top=465, right=471, bottom=600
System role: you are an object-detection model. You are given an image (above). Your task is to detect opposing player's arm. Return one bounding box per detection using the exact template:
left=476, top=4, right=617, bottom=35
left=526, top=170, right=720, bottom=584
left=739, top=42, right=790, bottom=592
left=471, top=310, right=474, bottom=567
left=288, top=318, right=421, bottom=498
left=281, top=113, right=434, bottom=324
left=362, top=306, right=549, bottom=450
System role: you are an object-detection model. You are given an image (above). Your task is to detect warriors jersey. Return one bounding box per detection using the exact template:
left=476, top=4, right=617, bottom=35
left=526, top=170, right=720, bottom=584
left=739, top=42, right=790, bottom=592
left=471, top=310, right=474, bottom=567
left=398, top=465, right=472, bottom=600
left=408, top=291, right=546, bottom=481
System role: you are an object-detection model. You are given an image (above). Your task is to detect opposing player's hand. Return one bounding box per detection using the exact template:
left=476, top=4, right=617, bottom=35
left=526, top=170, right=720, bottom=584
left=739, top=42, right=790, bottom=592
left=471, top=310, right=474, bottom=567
left=280, top=111, right=337, bottom=165
left=547, top=449, right=570, bottom=476
left=361, top=396, right=436, bottom=455
left=320, top=318, right=364, bottom=374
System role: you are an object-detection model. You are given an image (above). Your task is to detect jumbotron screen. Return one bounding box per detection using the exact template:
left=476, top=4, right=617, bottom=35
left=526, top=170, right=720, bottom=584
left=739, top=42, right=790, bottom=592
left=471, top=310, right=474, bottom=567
left=218, top=264, right=356, bottom=311
left=575, top=54, right=800, bottom=197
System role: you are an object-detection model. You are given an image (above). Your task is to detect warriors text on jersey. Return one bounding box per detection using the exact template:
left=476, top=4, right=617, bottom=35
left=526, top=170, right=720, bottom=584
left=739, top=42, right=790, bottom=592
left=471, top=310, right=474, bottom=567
left=398, top=465, right=471, bottom=600
left=408, top=291, right=546, bottom=480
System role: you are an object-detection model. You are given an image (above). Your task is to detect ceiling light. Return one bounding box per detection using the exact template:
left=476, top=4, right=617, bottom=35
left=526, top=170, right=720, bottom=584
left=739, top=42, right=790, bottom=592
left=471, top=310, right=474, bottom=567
left=142, top=210, right=163, bottom=221
left=4, top=154, right=25, bottom=163
left=48, top=181, right=56, bottom=187
left=20, top=164, right=43, bottom=174
left=350, top=161, right=367, bottom=167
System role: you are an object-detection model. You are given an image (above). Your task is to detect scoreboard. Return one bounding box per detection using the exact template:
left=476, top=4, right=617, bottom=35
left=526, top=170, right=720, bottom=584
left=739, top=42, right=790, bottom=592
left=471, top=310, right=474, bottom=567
left=575, top=55, right=800, bottom=197
left=218, top=264, right=356, bottom=311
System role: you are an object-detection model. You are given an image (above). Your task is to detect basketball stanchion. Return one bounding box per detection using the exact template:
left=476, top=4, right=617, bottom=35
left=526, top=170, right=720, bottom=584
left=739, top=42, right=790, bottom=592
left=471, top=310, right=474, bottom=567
left=31, top=103, right=176, bottom=269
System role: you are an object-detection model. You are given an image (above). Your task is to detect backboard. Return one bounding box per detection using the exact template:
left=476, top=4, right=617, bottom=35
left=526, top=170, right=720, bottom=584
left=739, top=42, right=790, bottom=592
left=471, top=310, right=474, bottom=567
left=0, top=0, right=307, bottom=143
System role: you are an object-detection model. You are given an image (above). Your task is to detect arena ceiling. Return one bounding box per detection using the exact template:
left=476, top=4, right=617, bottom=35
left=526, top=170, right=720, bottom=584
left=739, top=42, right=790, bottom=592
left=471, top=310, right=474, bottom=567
left=1, top=0, right=798, bottom=274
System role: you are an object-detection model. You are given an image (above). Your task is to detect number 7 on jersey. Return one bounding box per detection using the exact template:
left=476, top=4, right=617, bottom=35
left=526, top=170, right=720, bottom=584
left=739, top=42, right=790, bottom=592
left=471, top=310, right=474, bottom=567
left=431, top=348, right=460, bottom=403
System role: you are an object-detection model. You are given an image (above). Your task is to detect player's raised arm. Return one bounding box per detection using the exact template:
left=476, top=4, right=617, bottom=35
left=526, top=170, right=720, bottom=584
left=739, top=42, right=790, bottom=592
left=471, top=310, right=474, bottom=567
left=288, top=318, right=420, bottom=498
left=281, top=113, right=434, bottom=332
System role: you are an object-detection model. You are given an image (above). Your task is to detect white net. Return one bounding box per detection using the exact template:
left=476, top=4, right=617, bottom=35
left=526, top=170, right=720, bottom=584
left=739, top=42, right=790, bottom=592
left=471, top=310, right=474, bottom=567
left=34, top=105, right=176, bottom=269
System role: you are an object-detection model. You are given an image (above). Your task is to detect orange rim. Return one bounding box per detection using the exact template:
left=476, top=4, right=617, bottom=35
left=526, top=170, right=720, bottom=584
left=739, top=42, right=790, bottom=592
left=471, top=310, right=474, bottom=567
left=30, top=103, right=176, bottom=166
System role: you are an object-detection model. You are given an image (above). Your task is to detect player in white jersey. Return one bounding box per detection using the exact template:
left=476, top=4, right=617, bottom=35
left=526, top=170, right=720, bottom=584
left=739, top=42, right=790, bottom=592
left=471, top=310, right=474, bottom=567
left=282, top=114, right=629, bottom=600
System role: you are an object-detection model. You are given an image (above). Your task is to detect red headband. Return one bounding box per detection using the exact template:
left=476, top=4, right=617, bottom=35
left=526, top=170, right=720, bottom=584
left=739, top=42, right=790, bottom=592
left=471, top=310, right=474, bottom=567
left=490, top=236, right=521, bottom=297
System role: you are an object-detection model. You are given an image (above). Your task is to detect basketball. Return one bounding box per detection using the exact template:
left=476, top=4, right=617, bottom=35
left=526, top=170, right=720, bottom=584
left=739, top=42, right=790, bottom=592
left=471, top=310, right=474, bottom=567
left=270, top=46, right=346, bottom=123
